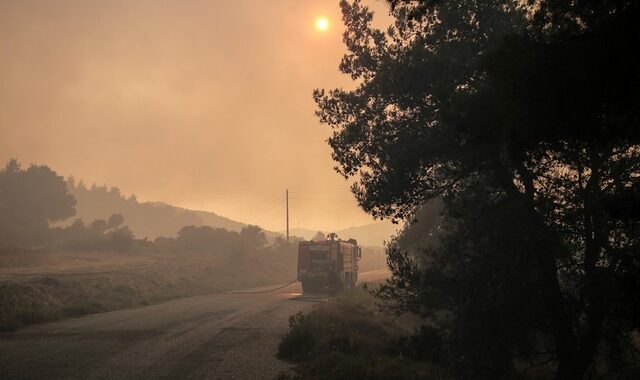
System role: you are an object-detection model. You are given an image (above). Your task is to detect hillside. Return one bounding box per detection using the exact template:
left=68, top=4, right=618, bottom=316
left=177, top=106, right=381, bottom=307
left=66, top=179, right=245, bottom=238
left=64, top=179, right=399, bottom=245
left=336, top=222, right=400, bottom=246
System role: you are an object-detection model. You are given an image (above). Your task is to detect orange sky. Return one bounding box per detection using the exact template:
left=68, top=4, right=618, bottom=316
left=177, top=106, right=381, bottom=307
left=0, top=0, right=394, bottom=231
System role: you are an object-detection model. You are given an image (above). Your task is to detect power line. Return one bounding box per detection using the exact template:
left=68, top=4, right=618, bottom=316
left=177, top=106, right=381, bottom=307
left=288, top=198, right=356, bottom=202
left=288, top=191, right=352, bottom=194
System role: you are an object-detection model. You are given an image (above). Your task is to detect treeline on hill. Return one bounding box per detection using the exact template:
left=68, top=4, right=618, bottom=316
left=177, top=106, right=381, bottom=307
left=0, top=158, right=137, bottom=250
left=279, top=0, right=640, bottom=379
left=0, top=159, right=279, bottom=254
left=65, top=177, right=245, bottom=239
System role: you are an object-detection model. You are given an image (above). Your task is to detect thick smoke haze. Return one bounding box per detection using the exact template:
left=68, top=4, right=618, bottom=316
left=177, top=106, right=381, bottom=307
left=0, top=0, right=392, bottom=231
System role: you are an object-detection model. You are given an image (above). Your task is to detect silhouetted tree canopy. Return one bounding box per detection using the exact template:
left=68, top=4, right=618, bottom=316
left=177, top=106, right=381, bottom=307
left=321, top=0, right=640, bottom=377
left=312, top=231, right=326, bottom=241
left=107, top=213, right=124, bottom=229
left=240, top=225, right=267, bottom=251
left=176, top=225, right=241, bottom=252
left=50, top=213, right=135, bottom=251
left=0, top=159, right=76, bottom=247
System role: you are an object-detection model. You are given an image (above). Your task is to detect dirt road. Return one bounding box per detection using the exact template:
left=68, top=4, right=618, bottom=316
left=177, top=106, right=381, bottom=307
left=0, top=269, right=388, bottom=380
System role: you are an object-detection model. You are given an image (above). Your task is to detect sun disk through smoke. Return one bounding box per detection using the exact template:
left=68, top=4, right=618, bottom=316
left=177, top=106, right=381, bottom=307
left=315, top=17, right=329, bottom=31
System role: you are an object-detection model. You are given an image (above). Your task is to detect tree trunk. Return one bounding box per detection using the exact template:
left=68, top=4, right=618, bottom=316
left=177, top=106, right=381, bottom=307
left=491, top=162, right=584, bottom=378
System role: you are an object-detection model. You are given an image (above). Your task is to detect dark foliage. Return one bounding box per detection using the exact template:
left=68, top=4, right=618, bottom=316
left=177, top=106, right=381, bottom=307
left=317, top=1, right=640, bottom=378
left=240, top=224, right=268, bottom=251
left=159, top=224, right=269, bottom=257
left=0, top=160, right=76, bottom=247
left=277, top=290, right=440, bottom=380
left=174, top=225, right=242, bottom=252
left=50, top=215, right=135, bottom=251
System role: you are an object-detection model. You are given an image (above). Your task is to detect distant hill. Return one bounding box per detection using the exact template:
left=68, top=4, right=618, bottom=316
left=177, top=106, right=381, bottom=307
left=66, top=179, right=245, bottom=238
left=336, top=222, right=401, bottom=246
left=286, top=222, right=401, bottom=247
left=64, top=178, right=400, bottom=244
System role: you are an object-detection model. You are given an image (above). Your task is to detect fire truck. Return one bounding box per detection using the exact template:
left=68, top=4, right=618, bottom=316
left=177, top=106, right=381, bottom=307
left=297, top=234, right=361, bottom=294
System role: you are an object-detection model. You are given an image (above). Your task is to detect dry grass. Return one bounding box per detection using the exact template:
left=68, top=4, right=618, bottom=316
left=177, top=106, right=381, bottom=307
left=0, top=248, right=296, bottom=331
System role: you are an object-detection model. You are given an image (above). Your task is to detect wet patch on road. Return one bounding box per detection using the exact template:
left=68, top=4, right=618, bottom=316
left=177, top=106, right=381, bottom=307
left=289, top=294, right=329, bottom=303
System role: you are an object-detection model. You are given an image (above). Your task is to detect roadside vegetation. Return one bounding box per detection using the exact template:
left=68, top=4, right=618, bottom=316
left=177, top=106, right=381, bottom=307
left=276, top=284, right=444, bottom=380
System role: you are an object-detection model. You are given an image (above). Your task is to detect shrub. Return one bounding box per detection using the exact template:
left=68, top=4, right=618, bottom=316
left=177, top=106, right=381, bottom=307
left=277, top=288, right=444, bottom=379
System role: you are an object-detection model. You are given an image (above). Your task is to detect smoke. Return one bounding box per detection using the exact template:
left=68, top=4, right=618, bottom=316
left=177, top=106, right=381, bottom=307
left=0, top=0, right=392, bottom=230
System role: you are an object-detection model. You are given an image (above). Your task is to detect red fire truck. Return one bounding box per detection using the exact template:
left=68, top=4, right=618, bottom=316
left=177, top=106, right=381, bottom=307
left=297, top=234, right=361, bottom=294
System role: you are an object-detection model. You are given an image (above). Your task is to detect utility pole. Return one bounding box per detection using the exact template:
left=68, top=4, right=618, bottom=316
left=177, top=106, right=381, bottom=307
left=286, top=189, right=289, bottom=243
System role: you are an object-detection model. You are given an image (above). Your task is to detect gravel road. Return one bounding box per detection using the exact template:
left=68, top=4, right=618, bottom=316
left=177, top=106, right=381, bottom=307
left=0, top=269, right=388, bottom=380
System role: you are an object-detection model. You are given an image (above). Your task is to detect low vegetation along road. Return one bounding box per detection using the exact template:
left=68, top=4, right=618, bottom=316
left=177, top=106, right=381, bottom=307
left=0, top=269, right=389, bottom=379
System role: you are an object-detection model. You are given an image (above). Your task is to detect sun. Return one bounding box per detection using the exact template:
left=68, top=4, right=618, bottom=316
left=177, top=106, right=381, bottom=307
left=315, top=17, right=329, bottom=31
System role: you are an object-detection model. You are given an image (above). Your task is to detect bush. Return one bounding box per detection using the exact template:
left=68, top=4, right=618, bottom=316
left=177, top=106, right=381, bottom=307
left=278, top=312, right=316, bottom=361
left=277, top=288, right=445, bottom=379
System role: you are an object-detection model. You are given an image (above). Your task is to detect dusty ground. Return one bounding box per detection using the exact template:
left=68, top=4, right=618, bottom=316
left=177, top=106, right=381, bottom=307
left=0, top=270, right=388, bottom=380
